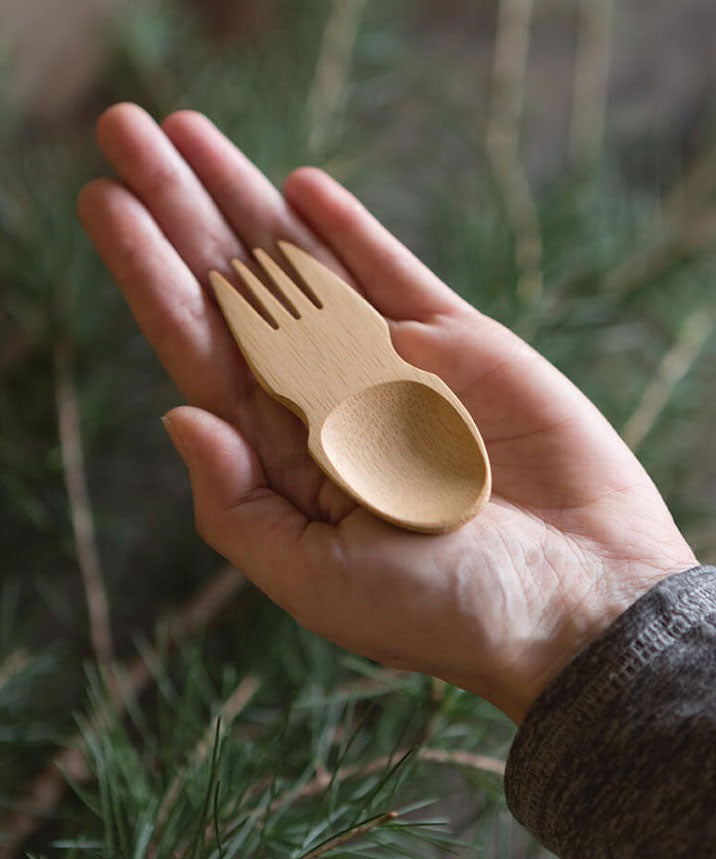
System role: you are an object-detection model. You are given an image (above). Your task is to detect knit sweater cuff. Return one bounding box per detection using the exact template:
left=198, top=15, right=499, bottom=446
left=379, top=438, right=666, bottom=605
left=504, top=565, right=716, bottom=859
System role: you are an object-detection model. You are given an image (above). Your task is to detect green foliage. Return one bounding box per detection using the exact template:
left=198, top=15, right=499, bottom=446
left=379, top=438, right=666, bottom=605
left=51, top=632, right=508, bottom=857
left=1, top=0, right=714, bottom=856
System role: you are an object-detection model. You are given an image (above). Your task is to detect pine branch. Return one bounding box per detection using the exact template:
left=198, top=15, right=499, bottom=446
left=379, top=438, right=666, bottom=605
left=4, top=4, right=712, bottom=856
left=0, top=564, right=248, bottom=859
left=300, top=810, right=398, bottom=858
left=149, top=673, right=260, bottom=855
left=268, top=746, right=503, bottom=817
left=215, top=743, right=503, bottom=849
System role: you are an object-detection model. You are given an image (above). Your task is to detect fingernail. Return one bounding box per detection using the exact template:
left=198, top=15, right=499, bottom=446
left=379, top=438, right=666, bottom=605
left=161, top=413, right=190, bottom=465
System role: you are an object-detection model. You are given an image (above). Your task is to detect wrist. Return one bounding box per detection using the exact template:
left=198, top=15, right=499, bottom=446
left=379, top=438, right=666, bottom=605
left=490, top=551, right=698, bottom=724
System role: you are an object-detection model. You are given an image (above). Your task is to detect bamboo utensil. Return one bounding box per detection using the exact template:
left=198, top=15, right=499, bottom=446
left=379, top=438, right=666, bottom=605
left=210, top=242, right=491, bottom=533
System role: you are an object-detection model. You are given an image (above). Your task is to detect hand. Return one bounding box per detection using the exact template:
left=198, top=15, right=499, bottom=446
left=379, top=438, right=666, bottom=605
left=78, top=103, right=697, bottom=723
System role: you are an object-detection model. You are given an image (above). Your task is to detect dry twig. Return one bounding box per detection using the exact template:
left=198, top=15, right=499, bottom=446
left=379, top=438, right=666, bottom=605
left=600, top=207, right=716, bottom=298
left=306, top=0, right=365, bottom=156
left=570, top=0, right=615, bottom=170
left=486, top=0, right=542, bottom=303
left=660, top=143, right=716, bottom=224
left=54, top=337, right=115, bottom=678
left=302, top=810, right=398, bottom=858
left=585, top=132, right=716, bottom=299
left=622, top=309, right=713, bottom=451
left=266, top=745, right=504, bottom=817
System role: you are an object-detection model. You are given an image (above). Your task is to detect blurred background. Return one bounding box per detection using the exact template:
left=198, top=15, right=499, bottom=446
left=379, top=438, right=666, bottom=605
left=0, top=0, right=715, bottom=856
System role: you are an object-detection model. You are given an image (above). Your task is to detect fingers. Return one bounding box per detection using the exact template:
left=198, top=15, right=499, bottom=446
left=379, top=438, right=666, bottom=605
left=161, top=405, right=335, bottom=619
left=96, top=103, right=243, bottom=283
left=161, top=406, right=396, bottom=656
left=77, top=178, right=253, bottom=416
left=283, top=167, right=462, bottom=320
left=161, top=111, right=351, bottom=278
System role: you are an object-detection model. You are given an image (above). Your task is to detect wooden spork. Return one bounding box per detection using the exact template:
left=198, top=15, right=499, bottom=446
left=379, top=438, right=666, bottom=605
left=209, top=242, right=491, bottom=533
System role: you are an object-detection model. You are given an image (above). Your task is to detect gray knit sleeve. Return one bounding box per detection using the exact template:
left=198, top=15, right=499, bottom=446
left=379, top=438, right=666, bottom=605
left=504, top=565, right=716, bottom=859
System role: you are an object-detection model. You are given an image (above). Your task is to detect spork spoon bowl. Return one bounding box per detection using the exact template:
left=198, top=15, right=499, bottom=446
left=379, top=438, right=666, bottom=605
left=210, top=242, right=491, bottom=533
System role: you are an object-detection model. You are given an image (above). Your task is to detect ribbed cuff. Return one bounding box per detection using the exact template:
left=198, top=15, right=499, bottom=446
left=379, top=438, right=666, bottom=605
left=505, top=565, right=716, bottom=859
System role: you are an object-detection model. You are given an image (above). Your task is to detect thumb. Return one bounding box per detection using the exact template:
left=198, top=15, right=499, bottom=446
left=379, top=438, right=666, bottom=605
left=161, top=405, right=318, bottom=614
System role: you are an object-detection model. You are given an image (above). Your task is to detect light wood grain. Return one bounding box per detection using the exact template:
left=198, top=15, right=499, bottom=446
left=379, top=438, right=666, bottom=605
left=210, top=242, right=491, bottom=533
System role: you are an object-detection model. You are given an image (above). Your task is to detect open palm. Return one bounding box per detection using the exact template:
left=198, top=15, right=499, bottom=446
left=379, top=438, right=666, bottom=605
left=79, top=104, right=695, bottom=721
